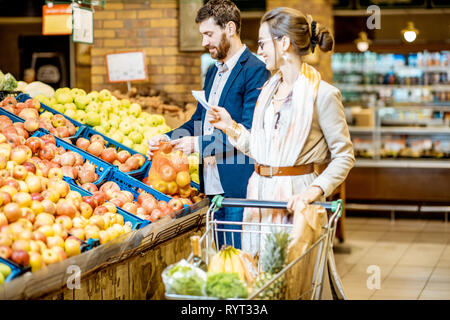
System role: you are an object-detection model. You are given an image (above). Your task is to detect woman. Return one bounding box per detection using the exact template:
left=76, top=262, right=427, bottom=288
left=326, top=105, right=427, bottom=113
left=207, top=7, right=355, bottom=254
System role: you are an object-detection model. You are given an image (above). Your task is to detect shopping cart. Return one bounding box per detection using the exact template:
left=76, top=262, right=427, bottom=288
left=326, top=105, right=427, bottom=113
left=165, top=196, right=346, bottom=300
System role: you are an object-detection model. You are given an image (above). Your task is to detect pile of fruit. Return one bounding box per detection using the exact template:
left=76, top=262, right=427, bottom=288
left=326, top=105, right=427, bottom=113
left=143, top=141, right=204, bottom=204
left=81, top=180, right=183, bottom=223
left=1, top=96, right=79, bottom=139
left=0, top=161, right=132, bottom=273
left=74, top=134, right=147, bottom=173
left=33, top=88, right=172, bottom=156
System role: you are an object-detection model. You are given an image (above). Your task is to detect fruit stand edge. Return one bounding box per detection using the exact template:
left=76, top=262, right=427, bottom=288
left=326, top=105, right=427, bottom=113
left=39, top=227, right=204, bottom=300
left=37, top=206, right=208, bottom=300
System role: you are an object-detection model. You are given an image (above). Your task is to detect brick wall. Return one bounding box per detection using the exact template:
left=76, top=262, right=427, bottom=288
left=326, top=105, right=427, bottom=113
left=266, top=0, right=334, bottom=83
left=91, top=0, right=202, bottom=105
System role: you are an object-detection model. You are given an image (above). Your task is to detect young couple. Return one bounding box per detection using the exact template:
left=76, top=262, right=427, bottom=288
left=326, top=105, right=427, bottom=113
left=147, top=0, right=355, bottom=253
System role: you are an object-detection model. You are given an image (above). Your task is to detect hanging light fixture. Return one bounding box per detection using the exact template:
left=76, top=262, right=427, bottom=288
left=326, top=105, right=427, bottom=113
left=401, top=22, right=419, bottom=43
left=354, top=31, right=371, bottom=52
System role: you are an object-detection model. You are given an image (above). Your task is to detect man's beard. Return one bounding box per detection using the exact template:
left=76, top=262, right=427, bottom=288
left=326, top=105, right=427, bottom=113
left=208, top=33, right=230, bottom=60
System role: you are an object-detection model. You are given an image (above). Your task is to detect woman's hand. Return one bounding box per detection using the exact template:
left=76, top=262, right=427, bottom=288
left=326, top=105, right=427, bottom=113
left=287, top=186, right=324, bottom=213
left=206, top=106, right=233, bottom=132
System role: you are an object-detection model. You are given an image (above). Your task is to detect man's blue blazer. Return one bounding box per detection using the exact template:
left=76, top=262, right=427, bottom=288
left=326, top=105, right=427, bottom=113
left=166, top=47, right=270, bottom=198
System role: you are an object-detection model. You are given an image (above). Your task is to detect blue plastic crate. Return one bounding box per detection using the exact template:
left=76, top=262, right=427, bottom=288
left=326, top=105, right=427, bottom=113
left=33, top=130, right=113, bottom=186
left=67, top=177, right=149, bottom=230
left=15, top=93, right=85, bottom=139
left=71, top=126, right=151, bottom=181
left=0, top=106, right=27, bottom=123
left=105, top=169, right=190, bottom=214
left=0, top=257, right=29, bottom=283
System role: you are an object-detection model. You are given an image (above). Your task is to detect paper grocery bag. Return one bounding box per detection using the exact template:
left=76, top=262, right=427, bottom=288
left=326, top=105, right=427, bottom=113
left=285, top=204, right=326, bottom=300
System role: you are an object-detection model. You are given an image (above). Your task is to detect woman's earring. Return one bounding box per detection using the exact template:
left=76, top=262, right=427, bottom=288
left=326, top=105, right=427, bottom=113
left=282, top=53, right=288, bottom=62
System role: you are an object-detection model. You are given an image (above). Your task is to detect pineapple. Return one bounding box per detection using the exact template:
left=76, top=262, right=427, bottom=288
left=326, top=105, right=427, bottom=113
left=254, top=230, right=290, bottom=300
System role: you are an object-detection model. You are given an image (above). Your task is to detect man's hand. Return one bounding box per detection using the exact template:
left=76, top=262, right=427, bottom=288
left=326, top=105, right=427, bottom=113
left=146, top=134, right=169, bottom=158
left=287, top=186, right=324, bottom=214
left=171, top=136, right=196, bottom=155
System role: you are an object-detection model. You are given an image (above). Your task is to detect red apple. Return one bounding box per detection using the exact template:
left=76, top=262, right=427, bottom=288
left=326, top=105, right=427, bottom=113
left=168, top=198, right=184, bottom=212
left=117, top=150, right=131, bottom=163
left=4, top=202, right=21, bottom=223
left=81, top=183, right=98, bottom=193
left=64, top=237, right=81, bottom=257
left=56, top=201, right=77, bottom=219
left=11, top=249, right=30, bottom=266
left=100, top=147, right=117, bottom=163
left=0, top=245, right=12, bottom=259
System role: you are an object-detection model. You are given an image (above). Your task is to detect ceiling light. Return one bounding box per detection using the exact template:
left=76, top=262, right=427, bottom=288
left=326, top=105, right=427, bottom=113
left=354, top=32, right=371, bottom=52
left=402, top=22, right=419, bottom=43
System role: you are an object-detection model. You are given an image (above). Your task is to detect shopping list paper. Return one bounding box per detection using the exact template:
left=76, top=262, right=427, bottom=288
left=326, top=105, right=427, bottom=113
left=192, top=90, right=211, bottom=111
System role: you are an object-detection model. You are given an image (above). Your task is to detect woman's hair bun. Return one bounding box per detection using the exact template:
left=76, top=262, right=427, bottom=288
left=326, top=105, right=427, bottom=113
left=316, top=24, right=334, bottom=52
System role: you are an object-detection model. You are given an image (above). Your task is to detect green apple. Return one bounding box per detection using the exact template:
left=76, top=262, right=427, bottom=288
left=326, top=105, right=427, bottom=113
left=64, top=103, right=77, bottom=112
left=133, top=144, right=148, bottom=155
left=111, top=131, right=124, bottom=143
left=87, top=91, right=99, bottom=102
left=99, top=89, right=112, bottom=102
left=35, top=94, right=50, bottom=106
left=122, top=137, right=133, bottom=148
left=40, top=111, right=54, bottom=120
left=128, top=131, right=143, bottom=144
left=86, top=112, right=101, bottom=127
left=55, top=88, right=73, bottom=104
left=0, top=263, right=11, bottom=278
left=53, top=103, right=65, bottom=113
left=99, top=113, right=110, bottom=125
left=136, top=118, right=147, bottom=127
left=148, top=115, right=160, bottom=127
left=120, top=99, right=131, bottom=109
left=143, top=127, right=160, bottom=139
left=110, top=96, right=121, bottom=109
left=93, top=126, right=105, bottom=134
left=0, top=272, right=4, bottom=285
left=71, top=88, right=86, bottom=98
left=75, top=110, right=87, bottom=123
left=65, top=109, right=77, bottom=119
left=118, top=109, right=128, bottom=119
left=48, top=97, right=57, bottom=107
left=109, top=117, right=120, bottom=129
left=101, top=101, right=113, bottom=114
left=119, top=122, right=133, bottom=135
left=86, top=102, right=100, bottom=114
left=74, top=95, right=90, bottom=110
left=129, top=103, right=142, bottom=117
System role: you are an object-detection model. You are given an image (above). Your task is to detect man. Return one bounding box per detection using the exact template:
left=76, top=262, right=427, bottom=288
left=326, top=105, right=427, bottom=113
left=147, top=0, right=270, bottom=249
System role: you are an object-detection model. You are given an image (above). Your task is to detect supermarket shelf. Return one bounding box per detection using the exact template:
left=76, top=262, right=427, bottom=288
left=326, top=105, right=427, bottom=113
left=380, top=127, right=450, bottom=134
left=354, top=159, right=450, bottom=169
left=335, top=83, right=450, bottom=91
left=0, top=17, right=42, bottom=24
left=350, top=126, right=450, bottom=134
left=343, top=102, right=450, bottom=108
left=349, top=126, right=374, bottom=133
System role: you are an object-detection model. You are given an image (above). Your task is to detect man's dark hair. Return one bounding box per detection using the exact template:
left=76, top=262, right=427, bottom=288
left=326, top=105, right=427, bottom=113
left=195, top=0, right=241, bottom=35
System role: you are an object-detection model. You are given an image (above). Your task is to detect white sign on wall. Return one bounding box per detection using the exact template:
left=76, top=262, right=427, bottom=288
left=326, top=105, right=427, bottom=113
left=72, top=6, right=94, bottom=44
left=105, top=51, right=147, bottom=83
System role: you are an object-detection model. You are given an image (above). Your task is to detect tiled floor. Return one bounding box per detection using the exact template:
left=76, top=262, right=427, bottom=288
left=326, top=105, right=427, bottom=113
left=333, top=216, right=450, bottom=300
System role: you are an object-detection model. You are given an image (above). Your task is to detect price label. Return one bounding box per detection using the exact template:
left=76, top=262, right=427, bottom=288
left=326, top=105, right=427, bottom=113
left=42, top=4, right=72, bottom=35
left=105, top=51, right=147, bottom=83
left=72, top=6, right=94, bottom=44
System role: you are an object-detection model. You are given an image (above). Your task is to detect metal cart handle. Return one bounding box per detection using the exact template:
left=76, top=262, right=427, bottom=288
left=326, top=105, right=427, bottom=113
left=212, top=195, right=342, bottom=215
